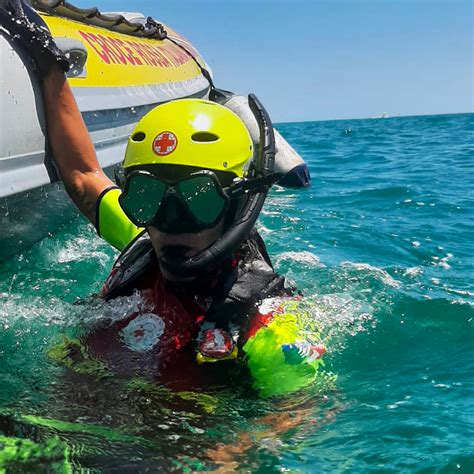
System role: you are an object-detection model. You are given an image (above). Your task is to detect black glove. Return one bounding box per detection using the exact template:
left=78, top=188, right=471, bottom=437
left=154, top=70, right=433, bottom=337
left=0, top=0, right=70, bottom=78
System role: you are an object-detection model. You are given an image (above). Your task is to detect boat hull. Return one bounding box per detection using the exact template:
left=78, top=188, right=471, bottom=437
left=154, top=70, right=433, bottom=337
left=0, top=8, right=210, bottom=262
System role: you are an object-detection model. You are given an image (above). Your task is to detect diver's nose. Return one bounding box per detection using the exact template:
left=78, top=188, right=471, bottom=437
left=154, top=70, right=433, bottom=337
left=154, top=191, right=192, bottom=233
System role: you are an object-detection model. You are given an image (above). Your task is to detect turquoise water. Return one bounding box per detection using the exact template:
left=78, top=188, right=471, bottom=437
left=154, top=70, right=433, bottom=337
left=1, top=113, right=473, bottom=471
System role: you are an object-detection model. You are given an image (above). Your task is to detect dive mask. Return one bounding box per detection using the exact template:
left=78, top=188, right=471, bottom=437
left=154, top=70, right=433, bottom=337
left=119, top=169, right=228, bottom=232
left=119, top=168, right=278, bottom=233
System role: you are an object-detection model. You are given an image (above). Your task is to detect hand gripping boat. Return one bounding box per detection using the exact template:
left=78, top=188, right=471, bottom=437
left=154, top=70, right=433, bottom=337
left=0, top=0, right=310, bottom=262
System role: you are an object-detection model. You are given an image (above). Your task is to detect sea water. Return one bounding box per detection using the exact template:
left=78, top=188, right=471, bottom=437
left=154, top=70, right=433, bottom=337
left=0, top=113, right=472, bottom=471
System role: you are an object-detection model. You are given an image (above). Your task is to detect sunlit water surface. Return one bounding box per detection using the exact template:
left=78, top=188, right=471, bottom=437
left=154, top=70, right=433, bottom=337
left=1, top=113, right=473, bottom=472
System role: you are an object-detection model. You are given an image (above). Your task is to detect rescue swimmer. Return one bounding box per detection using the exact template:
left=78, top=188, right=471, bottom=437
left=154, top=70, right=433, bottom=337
left=0, top=0, right=326, bottom=397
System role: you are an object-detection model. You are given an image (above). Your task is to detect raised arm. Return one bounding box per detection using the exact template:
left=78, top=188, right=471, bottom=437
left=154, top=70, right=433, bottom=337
left=42, top=69, right=114, bottom=223
left=0, top=0, right=114, bottom=224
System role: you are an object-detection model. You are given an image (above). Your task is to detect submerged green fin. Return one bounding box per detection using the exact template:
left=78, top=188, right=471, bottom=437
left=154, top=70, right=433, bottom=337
left=47, top=335, right=111, bottom=378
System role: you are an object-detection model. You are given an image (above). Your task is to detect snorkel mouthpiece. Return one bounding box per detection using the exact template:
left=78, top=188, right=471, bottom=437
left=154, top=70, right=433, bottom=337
left=161, top=245, right=192, bottom=260
left=161, top=94, right=277, bottom=277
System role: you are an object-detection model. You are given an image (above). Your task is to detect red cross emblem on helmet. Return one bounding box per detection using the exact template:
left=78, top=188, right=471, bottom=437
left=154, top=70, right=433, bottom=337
left=153, top=131, right=178, bottom=156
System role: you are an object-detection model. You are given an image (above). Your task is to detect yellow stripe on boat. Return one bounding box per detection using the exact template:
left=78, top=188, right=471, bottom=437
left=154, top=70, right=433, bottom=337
left=42, top=14, right=203, bottom=89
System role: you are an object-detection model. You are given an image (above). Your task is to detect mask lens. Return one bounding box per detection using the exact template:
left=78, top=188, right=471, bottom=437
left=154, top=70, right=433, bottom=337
left=178, top=176, right=226, bottom=225
left=121, top=174, right=166, bottom=225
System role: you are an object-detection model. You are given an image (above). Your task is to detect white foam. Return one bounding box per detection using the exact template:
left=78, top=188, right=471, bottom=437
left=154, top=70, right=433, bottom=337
left=275, top=251, right=325, bottom=268
left=0, top=289, right=150, bottom=330
left=403, top=267, right=423, bottom=277
left=301, top=293, right=376, bottom=341
left=431, top=253, right=453, bottom=270
left=260, top=209, right=282, bottom=217
left=444, top=288, right=474, bottom=298
left=98, top=291, right=153, bottom=325
left=256, top=223, right=274, bottom=234
left=340, top=262, right=401, bottom=288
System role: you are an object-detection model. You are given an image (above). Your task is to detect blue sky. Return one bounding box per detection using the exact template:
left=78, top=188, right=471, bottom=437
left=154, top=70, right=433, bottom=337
left=74, top=0, right=472, bottom=122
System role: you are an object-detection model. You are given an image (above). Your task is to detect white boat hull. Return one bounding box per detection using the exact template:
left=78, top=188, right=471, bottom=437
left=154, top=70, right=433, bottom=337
left=0, top=8, right=210, bottom=262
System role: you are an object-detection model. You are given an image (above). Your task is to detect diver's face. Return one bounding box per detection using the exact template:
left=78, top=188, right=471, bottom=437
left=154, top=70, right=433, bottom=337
left=147, top=219, right=225, bottom=282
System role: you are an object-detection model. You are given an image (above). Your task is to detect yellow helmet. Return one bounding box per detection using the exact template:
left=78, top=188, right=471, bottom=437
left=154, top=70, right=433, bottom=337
left=123, top=99, right=253, bottom=177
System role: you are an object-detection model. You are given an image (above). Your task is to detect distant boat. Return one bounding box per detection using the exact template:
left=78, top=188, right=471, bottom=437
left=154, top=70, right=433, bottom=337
left=370, top=112, right=390, bottom=120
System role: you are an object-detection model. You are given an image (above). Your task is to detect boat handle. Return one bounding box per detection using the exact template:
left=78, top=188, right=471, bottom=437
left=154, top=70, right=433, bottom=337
left=55, top=38, right=88, bottom=78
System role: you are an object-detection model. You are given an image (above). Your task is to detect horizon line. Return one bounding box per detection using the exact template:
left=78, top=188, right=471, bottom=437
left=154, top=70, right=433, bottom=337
left=275, top=111, right=474, bottom=126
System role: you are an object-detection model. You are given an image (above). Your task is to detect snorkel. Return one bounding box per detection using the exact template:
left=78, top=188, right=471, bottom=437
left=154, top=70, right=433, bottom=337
left=159, top=94, right=278, bottom=277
